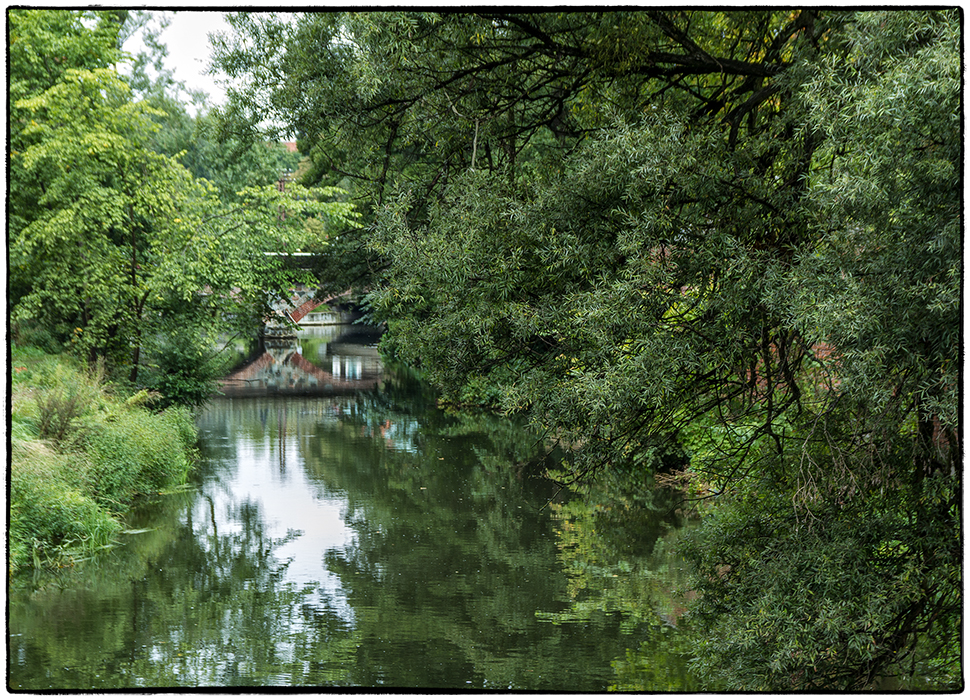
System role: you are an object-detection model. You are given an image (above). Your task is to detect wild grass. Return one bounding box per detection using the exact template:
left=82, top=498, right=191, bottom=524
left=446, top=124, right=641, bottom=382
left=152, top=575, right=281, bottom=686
left=9, top=345, right=198, bottom=575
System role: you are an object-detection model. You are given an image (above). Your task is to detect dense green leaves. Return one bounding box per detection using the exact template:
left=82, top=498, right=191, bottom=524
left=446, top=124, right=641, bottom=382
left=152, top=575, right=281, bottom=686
left=684, top=472, right=960, bottom=690
left=793, top=10, right=960, bottom=436
left=678, top=14, right=961, bottom=689
left=9, top=10, right=358, bottom=401
left=8, top=10, right=125, bottom=303
left=210, top=9, right=963, bottom=689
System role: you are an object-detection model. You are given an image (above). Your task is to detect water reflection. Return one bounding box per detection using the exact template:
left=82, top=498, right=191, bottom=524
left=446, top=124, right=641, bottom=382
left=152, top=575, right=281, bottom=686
left=219, top=325, right=383, bottom=397
left=8, top=327, right=691, bottom=690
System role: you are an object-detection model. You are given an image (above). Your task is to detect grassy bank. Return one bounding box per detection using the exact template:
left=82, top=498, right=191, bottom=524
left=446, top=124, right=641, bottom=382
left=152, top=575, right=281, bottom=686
left=9, top=345, right=198, bottom=575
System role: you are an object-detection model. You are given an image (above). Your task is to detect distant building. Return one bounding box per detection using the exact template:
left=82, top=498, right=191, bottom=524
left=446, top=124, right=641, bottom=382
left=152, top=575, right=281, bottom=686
left=264, top=141, right=299, bottom=154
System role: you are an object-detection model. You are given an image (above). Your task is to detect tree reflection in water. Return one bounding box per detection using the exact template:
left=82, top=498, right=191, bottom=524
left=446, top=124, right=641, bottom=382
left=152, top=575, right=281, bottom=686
left=9, top=326, right=695, bottom=691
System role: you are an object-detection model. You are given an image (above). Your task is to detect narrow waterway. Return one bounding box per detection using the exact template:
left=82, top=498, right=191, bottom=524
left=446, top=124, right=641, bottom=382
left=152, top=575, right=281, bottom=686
left=9, top=325, right=694, bottom=691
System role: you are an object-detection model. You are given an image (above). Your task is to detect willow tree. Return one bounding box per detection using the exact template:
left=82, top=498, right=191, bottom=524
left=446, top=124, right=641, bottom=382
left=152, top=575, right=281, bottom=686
left=213, top=10, right=961, bottom=689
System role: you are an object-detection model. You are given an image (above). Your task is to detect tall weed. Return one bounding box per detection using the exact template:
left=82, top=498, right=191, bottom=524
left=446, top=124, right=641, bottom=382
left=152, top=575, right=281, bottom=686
left=9, top=345, right=199, bottom=576
left=32, top=361, right=104, bottom=446
left=9, top=443, right=120, bottom=573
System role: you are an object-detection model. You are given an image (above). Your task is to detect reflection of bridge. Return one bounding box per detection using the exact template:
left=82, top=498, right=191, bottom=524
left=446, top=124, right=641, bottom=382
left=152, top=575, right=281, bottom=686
left=219, top=340, right=381, bottom=397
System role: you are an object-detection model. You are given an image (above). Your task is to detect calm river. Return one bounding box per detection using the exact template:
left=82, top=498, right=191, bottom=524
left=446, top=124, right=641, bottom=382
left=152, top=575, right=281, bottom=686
left=8, top=325, right=694, bottom=691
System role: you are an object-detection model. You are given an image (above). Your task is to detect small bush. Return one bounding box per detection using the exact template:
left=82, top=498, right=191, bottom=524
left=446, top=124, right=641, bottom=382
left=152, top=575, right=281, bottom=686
left=31, top=361, right=105, bottom=445
left=36, top=384, right=90, bottom=444
left=147, top=335, right=223, bottom=408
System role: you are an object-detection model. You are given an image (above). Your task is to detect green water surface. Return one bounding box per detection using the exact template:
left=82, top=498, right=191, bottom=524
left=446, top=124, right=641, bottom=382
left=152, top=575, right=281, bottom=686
left=8, top=327, right=694, bottom=691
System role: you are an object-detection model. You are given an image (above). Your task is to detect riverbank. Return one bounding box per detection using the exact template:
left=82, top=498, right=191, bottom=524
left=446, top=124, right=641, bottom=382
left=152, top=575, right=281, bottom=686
left=10, top=328, right=691, bottom=690
left=9, top=345, right=198, bottom=576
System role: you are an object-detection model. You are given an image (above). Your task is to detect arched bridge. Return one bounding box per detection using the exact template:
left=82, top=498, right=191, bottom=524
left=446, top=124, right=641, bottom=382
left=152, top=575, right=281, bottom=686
left=264, top=287, right=364, bottom=340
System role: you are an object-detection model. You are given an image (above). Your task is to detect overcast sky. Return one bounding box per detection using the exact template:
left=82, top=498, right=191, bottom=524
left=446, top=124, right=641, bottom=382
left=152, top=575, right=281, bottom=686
left=125, top=10, right=233, bottom=112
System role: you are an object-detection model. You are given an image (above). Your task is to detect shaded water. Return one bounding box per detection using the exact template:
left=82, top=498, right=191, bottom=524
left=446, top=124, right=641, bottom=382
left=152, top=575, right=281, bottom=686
left=8, top=326, right=693, bottom=691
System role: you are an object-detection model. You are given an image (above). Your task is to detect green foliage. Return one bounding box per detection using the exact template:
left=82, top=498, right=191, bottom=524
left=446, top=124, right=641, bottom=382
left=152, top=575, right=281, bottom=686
left=12, top=322, right=65, bottom=355
left=212, top=9, right=962, bottom=690
left=148, top=98, right=302, bottom=203
left=675, top=15, right=960, bottom=689
left=9, top=10, right=357, bottom=395
left=147, top=333, right=225, bottom=409
left=10, top=442, right=122, bottom=573
left=82, top=406, right=194, bottom=508
left=8, top=9, right=125, bottom=307
left=7, top=10, right=123, bottom=104
left=791, top=10, right=960, bottom=435
left=9, top=346, right=198, bottom=575
left=34, top=366, right=103, bottom=445
left=682, top=467, right=960, bottom=690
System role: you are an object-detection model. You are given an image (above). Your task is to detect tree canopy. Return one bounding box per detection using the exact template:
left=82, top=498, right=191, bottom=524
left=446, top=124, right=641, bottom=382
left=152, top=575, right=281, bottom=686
left=9, top=9, right=357, bottom=402
left=212, top=9, right=961, bottom=690
left=8, top=8, right=960, bottom=690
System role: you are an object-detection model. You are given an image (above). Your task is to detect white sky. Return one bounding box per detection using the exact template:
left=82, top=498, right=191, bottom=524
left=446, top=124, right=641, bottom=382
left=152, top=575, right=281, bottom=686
left=124, top=10, right=233, bottom=112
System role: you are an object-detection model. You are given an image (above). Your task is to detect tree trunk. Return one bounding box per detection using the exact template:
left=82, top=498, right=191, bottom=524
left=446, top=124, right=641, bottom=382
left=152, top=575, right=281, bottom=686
left=128, top=290, right=150, bottom=384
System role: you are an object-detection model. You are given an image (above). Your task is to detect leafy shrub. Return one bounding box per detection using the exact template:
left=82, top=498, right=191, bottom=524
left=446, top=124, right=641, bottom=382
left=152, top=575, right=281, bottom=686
left=147, top=334, right=224, bottom=408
